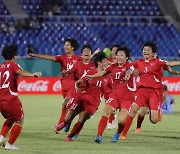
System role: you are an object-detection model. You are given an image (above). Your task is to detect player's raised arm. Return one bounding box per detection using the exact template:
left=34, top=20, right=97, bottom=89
left=167, top=67, right=180, bottom=75
left=166, top=61, right=180, bottom=66
left=28, top=53, right=56, bottom=61
left=17, top=69, right=41, bottom=77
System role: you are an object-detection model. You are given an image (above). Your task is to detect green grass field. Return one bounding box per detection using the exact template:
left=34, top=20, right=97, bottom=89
left=0, top=95, right=180, bottom=154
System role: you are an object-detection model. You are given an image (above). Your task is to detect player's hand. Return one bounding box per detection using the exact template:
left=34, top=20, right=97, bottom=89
left=28, top=53, right=36, bottom=57
left=86, top=75, right=94, bottom=81
left=75, top=83, right=81, bottom=92
left=32, top=72, right=41, bottom=78
left=62, top=70, right=68, bottom=76
left=94, top=48, right=102, bottom=55
left=122, top=71, right=130, bottom=81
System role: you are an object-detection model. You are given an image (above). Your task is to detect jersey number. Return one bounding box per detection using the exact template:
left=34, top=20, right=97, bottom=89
left=0, top=71, right=10, bottom=89
left=115, top=72, right=121, bottom=79
left=96, top=80, right=102, bottom=87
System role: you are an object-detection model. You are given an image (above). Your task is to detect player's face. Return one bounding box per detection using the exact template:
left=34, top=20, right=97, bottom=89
left=111, top=47, right=117, bottom=58
left=82, top=48, right=92, bottom=60
left=116, top=51, right=127, bottom=64
left=142, top=46, right=153, bottom=60
left=64, top=41, right=74, bottom=54
left=98, top=58, right=108, bottom=69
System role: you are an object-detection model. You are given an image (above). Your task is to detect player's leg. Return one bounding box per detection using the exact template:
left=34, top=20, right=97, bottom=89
left=107, top=112, right=116, bottom=130
left=135, top=106, right=148, bottom=133
left=120, top=102, right=140, bottom=139
left=65, top=111, right=91, bottom=141
left=112, top=108, right=128, bottom=142
left=56, top=109, right=78, bottom=134
left=94, top=104, right=115, bottom=144
left=5, top=117, right=24, bottom=150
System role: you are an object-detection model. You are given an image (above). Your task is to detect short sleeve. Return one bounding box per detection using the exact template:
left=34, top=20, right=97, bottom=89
left=55, top=55, right=62, bottom=63
left=13, top=63, right=22, bottom=73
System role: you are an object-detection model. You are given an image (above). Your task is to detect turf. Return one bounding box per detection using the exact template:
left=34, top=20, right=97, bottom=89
left=0, top=95, right=180, bottom=154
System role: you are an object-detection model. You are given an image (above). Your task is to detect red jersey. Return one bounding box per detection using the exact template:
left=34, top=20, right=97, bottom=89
left=81, top=70, right=110, bottom=106
left=0, top=61, right=22, bottom=101
left=68, top=61, right=95, bottom=80
left=132, top=58, right=168, bottom=89
left=55, top=54, right=82, bottom=91
left=105, top=62, right=135, bottom=100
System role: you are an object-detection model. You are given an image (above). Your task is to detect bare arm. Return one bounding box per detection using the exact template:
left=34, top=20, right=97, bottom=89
left=75, top=79, right=84, bottom=92
left=86, top=71, right=107, bottom=79
left=167, top=67, right=180, bottom=75
left=28, top=53, right=56, bottom=61
left=166, top=61, right=180, bottom=67
left=90, top=48, right=102, bottom=60
left=17, top=69, right=41, bottom=77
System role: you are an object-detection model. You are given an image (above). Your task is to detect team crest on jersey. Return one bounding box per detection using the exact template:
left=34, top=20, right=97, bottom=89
left=122, top=68, right=126, bottom=72
left=150, top=63, right=154, bottom=66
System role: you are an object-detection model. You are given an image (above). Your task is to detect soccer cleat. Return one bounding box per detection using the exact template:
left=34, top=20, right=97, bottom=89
left=72, top=134, right=78, bottom=138
left=111, top=132, right=120, bottom=143
left=107, top=123, right=113, bottom=130
left=5, top=142, right=19, bottom=150
left=112, top=115, right=117, bottom=129
left=64, top=124, right=71, bottom=133
left=94, top=136, right=102, bottom=144
left=119, top=135, right=126, bottom=140
left=0, top=135, right=5, bottom=147
left=64, top=137, right=73, bottom=142
left=135, top=128, right=141, bottom=133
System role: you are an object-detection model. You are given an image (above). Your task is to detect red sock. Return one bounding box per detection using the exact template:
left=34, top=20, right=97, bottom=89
left=117, top=123, right=125, bottom=133
left=58, top=108, right=66, bottom=125
left=97, top=116, right=108, bottom=136
left=136, top=114, right=145, bottom=129
left=1, top=119, right=14, bottom=138
left=67, top=121, right=84, bottom=138
left=121, top=116, right=133, bottom=136
left=158, top=110, right=162, bottom=122
left=108, top=113, right=115, bottom=124
left=8, top=124, right=22, bottom=145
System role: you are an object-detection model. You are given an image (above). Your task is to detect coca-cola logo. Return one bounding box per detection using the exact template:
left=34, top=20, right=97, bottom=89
left=163, top=80, right=180, bottom=92
left=53, top=80, right=62, bottom=92
left=18, top=80, right=49, bottom=92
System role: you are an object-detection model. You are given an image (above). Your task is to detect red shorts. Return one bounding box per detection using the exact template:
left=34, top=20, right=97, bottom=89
left=135, top=87, right=159, bottom=111
left=158, top=88, right=163, bottom=107
left=62, top=87, right=75, bottom=99
left=106, top=93, right=132, bottom=110
left=69, top=92, right=99, bottom=115
left=0, top=97, right=24, bottom=122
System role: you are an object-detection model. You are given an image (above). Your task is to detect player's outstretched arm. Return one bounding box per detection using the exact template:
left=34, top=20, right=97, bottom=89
left=167, top=67, right=180, bottom=75
left=86, top=71, right=106, bottom=79
left=166, top=61, right=180, bottom=66
left=90, top=48, right=102, bottom=60
left=28, top=53, right=56, bottom=61
left=17, top=69, right=42, bottom=77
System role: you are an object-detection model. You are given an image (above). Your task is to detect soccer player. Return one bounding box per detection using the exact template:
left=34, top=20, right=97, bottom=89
left=28, top=38, right=82, bottom=128
left=0, top=45, right=41, bottom=150
left=108, top=44, right=121, bottom=64
left=54, top=52, right=109, bottom=142
left=119, top=41, right=180, bottom=139
left=161, top=84, right=175, bottom=114
left=88, top=47, right=135, bottom=144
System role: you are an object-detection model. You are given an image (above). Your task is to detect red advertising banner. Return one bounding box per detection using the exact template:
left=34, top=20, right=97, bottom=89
left=163, top=77, right=180, bottom=95
left=18, top=77, right=180, bottom=95
left=18, top=77, right=62, bottom=94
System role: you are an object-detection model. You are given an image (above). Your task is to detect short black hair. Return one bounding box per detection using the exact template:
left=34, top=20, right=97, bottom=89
left=115, top=46, right=130, bottom=60
left=2, top=44, right=17, bottom=60
left=64, top=38, right=79, bottom=51
left=93, top=52, right=107, bottom=67
left=81, top=44, right=92, bottom=53
left=142, top=41, right=157, bottom=53
left=111, top=44, right=121, bottom=50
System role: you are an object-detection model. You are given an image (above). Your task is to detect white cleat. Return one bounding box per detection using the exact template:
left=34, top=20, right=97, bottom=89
left=111, top=115, right=117, bottom=129
left=5, top=142, right=19, bottom=150
left=107, top=123, right=113, bottom=130
left=0, top=135, right=5, bottom=147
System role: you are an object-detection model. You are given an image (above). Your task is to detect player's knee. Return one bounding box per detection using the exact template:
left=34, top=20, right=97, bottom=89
left=150, top=117, right=158, bottom=124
